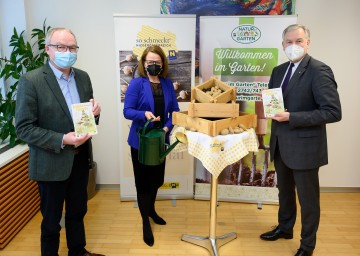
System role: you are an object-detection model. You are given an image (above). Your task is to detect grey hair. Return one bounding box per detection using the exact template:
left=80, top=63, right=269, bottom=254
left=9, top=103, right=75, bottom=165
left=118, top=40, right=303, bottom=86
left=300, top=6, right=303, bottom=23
left=45, top=28, right=77, bottom=45
left=282, top=24, right=310, bottom=40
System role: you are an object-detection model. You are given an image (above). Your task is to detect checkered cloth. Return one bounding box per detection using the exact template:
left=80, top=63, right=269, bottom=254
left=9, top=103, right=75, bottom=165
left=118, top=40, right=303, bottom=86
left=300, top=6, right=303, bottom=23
left=170, top=127, right=259, bottom=178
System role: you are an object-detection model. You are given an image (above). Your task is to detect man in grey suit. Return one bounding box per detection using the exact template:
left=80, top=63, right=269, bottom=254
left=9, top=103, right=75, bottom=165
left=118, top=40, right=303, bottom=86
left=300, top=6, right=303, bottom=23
left=259, top=24, right=341, bottom=256
left=15, top=28, right=104, bottom=256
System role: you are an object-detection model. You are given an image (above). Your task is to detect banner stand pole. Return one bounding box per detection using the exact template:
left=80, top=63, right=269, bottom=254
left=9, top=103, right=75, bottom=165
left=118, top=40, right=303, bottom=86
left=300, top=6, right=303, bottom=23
left=181, top=175, right=237, bottom=256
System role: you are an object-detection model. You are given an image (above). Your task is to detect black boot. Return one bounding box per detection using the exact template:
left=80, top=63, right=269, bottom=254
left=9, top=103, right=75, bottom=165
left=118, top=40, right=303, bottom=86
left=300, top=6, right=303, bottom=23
left=137, top=194, right=154, bottom=246
left=142, top=220, right=154, bottom=247
left=149, top=189, right=166, bottom=225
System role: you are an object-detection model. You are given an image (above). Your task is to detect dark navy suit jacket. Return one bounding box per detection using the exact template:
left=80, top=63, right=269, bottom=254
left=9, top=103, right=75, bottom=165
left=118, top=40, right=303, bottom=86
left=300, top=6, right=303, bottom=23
left=269, top=54, right=341, bottom=170
left=123, top=76, right=180, bottom=149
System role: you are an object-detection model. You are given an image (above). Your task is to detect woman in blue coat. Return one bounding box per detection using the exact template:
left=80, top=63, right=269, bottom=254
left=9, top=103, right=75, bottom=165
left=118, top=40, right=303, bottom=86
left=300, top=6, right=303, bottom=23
left=123, top=45, right=180, bottom=247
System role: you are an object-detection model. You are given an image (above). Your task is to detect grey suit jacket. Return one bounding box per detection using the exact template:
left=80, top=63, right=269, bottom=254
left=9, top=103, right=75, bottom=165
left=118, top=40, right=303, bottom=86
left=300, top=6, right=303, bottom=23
left=268, top=54, right=341, bottom=170
left=15, top=62, right=94, bottom=181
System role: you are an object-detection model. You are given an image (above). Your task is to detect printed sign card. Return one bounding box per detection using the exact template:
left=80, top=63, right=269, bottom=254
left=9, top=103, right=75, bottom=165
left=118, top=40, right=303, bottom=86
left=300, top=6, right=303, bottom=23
left=72, top=102, right=98, bottom=137
left=262, top=88, right=285, bottom=118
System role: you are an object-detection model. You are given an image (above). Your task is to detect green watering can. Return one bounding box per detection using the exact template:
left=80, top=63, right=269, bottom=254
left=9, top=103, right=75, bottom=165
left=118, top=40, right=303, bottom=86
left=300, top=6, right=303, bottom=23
left=138, top=118, right=187, bottom=166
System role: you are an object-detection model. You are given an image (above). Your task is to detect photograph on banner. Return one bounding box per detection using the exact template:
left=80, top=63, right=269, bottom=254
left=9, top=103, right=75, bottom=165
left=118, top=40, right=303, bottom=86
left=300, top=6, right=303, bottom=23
left=114, top=15, right=196, bottom=200
left=196, top=16, right=297, bottom=204
left=119, top=49, right=192, bottom=103
left=160, top=0, right=296, bottom=81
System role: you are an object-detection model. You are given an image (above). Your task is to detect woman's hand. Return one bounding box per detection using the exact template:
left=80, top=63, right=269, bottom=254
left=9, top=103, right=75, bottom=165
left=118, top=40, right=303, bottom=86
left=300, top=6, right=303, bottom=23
left=145, top=111, right=160, bottom=121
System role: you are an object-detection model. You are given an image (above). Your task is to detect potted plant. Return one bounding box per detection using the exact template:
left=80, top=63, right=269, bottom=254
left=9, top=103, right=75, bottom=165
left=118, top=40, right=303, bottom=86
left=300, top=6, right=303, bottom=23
left=0, top=20, right=51, bottom=148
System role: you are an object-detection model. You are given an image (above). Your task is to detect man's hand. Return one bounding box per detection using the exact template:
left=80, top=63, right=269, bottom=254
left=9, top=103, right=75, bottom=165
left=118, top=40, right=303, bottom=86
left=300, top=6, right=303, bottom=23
left=63, top=132, right=92, bottom=148
left=90, top=99, right=101, bottom=117
left=271, top=111, right=290, bottom=122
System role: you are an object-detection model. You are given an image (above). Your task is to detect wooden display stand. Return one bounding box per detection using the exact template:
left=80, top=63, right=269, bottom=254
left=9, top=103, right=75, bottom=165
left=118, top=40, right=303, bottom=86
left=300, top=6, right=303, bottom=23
left=189, top=77, right=240, bottom=118
left=188, top=101, right=239, bottom=118
left=173, top=111, right=257, bottom=136
left=176, top=77, right=258, bottom=255
left=191, top=77, right=236, bottom=103
left=182, top=175, right=236, bottom=256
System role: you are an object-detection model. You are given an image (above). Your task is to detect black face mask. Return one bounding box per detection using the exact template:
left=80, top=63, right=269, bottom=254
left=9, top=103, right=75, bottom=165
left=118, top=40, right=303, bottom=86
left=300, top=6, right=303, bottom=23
left=146, top=64, right=162, bottom=76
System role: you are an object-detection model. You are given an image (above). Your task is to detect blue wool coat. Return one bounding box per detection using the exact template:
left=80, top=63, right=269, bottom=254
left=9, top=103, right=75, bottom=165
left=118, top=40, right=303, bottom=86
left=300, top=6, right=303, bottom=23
left=123, top=76, right=180, bottom=149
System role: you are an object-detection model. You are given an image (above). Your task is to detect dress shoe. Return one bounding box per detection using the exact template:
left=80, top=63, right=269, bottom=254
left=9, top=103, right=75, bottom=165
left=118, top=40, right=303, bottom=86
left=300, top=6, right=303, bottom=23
left=150, top=212, right=166, bottom=225
left=295, top=248, right=313, bottom=256
left=260, top=226, right=293, bottom=241
left=83, top=249, right=105, bottom=256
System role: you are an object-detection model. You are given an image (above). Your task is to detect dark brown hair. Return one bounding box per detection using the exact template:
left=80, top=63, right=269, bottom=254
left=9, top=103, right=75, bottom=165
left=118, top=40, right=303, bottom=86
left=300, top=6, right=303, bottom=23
left=137, top=45, right=168, bottom=77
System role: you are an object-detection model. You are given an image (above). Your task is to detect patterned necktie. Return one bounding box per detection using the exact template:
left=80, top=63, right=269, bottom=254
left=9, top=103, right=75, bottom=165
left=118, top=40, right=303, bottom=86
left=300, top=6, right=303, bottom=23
left=282, top=62, right=294, bottom=92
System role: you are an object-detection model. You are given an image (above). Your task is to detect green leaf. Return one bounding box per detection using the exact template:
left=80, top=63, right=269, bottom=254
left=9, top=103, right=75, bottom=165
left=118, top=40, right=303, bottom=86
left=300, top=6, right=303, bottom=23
left=0, top=19, right=51, bottom=148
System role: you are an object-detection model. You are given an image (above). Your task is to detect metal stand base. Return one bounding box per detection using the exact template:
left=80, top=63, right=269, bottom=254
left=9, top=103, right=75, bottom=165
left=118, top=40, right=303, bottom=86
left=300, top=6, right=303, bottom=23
left=181, top=175, right=237, bottom=255
left=181, top=232, right=237, bottom=256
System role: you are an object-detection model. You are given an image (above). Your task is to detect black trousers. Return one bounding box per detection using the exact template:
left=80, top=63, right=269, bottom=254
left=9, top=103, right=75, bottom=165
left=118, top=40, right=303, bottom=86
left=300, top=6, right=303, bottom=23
left=274, top=144, right=320, bottom=252
left=130, top=147, right=165, bottom=194
left=38, top=149, right=89, bottom=256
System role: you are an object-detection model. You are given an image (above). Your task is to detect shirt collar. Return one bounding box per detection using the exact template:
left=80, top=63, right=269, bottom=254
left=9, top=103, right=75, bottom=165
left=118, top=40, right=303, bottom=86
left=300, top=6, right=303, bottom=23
left=292, top=61, right=301, bottom=70
left=48, top=61, right=75, bottom=79
left=291, top=54, right=307, bottom=70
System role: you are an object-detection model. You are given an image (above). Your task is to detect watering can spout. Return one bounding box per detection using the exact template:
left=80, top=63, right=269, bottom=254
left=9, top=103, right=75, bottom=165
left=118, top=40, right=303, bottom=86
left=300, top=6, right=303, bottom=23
left=160, top=132, right=188, bottom=160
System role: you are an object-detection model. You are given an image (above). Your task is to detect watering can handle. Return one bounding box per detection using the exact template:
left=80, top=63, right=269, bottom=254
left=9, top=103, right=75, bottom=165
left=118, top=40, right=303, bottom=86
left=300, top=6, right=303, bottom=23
left=141, top=118, right=154, bottom=136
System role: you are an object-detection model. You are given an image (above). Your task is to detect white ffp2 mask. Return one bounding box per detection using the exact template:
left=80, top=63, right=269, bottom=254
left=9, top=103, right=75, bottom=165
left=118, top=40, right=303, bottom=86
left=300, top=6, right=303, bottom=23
left=284, top=44, right=304, bottom=62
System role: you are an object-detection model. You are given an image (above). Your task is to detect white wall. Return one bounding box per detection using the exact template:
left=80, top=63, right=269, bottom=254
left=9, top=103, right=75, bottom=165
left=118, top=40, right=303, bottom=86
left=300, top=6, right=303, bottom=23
left=296, top=1, right=360, bottom=187
left=0, top=0, right=26, bottom=57
left=1, top=0, right=359, bottom=188
left=0, top=0, right=26, bottom=95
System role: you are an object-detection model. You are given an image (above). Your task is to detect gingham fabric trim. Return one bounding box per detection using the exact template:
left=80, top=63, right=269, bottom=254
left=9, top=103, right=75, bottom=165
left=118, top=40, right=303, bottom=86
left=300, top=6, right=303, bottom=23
left=170, top=127, right=259, bottom=178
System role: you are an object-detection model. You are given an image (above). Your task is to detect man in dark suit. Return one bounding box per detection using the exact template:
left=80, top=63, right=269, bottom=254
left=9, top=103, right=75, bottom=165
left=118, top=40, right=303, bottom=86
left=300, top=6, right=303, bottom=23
left=15, top=28, right=104, bottom=256
left=259, top=24, right=341, bottom=256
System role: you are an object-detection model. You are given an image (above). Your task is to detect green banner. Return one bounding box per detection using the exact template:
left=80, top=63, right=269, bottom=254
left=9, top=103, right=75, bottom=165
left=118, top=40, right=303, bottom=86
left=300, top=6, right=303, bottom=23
left=239, top=17, right=254, bottom=25
left=213, top=48, right=278, bottom=76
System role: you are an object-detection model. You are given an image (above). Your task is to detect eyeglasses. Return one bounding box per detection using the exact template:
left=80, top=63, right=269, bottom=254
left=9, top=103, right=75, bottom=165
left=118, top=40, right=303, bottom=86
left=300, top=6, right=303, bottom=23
left=145, top=60, right=162, bottom=65
left=48, top=44, right=79, bottom=53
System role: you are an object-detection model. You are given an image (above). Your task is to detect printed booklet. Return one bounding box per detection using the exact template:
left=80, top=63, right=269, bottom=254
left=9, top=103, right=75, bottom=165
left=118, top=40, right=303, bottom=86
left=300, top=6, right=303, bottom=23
left=262, top=88, right=285, bottom=118
left=72, top=102, right=98, bottom=137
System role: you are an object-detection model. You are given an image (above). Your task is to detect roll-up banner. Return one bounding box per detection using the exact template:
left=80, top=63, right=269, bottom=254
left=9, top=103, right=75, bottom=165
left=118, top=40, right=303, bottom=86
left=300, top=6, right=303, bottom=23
left=197, top=16, right=297, bottom=204
left=114, top=14, right=196, bottom=201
